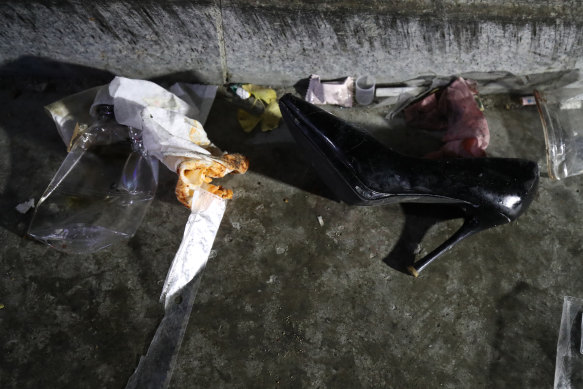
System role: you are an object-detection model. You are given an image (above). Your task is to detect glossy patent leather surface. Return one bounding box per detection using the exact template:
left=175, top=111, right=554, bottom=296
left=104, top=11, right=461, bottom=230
left=279, top=94, right=539, bottom=276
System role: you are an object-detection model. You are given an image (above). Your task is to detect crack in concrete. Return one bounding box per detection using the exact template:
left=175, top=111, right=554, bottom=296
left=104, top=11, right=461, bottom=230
left=215, top=0, right=228, bottom=84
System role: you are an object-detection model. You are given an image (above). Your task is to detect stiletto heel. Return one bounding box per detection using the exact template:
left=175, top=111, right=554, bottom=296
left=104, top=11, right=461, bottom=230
left=406, top=211, right=491, bottom=277
left=279, top=94, right=539, bottom=275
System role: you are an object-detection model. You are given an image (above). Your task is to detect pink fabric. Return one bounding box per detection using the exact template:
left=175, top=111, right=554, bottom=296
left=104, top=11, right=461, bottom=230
left=404, top=77, right=490, bottom=158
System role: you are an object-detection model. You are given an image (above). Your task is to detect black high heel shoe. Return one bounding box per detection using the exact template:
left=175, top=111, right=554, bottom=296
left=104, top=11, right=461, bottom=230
left=278, top=94, right=539, bottom=276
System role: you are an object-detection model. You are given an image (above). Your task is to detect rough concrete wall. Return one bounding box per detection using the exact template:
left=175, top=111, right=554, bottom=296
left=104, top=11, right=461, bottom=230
left=222, top=1, right=583, bottom=84
left=0, top=0, right=224, bottom=83
left=1, top=0, right=583, bottom=84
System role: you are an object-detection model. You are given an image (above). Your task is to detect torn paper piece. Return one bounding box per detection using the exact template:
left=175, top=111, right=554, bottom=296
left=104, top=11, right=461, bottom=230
left=521, top=96, right=536, bottom=106
left=317, top=215, right=324, bottom=227
left=305, top=75, right=354, bottom=108
left=15, top=198, right=35, bottom=214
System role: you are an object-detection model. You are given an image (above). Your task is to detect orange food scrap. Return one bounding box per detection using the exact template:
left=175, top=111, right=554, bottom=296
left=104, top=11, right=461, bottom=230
left=175, top=153, right=249, bottom=209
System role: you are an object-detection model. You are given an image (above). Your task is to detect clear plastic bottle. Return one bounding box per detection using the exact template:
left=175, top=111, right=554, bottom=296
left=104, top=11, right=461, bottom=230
left=28, top=104, right=158, bottom=254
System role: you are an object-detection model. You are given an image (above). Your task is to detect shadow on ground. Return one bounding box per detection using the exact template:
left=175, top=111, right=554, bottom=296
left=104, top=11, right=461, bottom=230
left=0, top=57, right=114, bottom=237
left=0, top=57, right=174, bottom=389
left=487, top=282, right=558, bottom=388
left=383, top=203, right=465, bottom=275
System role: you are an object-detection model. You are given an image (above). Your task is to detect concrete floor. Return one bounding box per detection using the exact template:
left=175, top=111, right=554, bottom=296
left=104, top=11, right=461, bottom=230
left=0, top=75, right=581, bottom=388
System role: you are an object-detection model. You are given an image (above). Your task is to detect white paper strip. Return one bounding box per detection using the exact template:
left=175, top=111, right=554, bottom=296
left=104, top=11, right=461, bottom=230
left=161, top=189, right=226, bottom=309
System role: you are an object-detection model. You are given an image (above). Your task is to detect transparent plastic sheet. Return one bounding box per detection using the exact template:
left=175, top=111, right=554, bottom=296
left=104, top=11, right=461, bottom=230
left=555, top=296, right=583, bottom=389
left=36, top=78, right=222, bottom=253
left=169, top=83, right=218, bottom=126
left=383, top=70, right=583, bottom=119
left=126, top=190, right=226, bottom=389
left=40, top=79, right=229, bottom=388
left=84, top=79, right=235, bottom=388
left=45, top=80, right=218, bottom=152
left=385, top=76, right=455, bottom=121
left=44, top=86, right=102, bottom=145
left=29, top=106, right=159, bottom=253
left=535, top=86, right=583, bottom=180
left=379, top=70, right=583, bottom=175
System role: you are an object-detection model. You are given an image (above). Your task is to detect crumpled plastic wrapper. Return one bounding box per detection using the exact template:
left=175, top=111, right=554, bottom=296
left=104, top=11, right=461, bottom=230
left=405, top=77, right=489, bottom=158
left=554, top=296, right=583, bottom=389
left=305, top=74, right=354, bottom=107
left=236, top=83, right=282, bottom=133
left=45, top=86, right=104, bottom=147
left=535, top=85, right=583, bottom=180
left=388, top=77, right=489, bottom=158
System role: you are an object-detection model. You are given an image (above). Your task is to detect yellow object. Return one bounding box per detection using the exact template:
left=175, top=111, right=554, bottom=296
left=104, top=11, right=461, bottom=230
left=242, top=84, right=277, bottom=104
left=0, top=304, right=4, bottom=309
left=261, top=101, right=282, bottom=132
left=237, top=84, right=282, bottom=132
left=237, top=109, right=262, bottom=133
left=407, top=266, right=419, bottom=278
left=67, top=123, right=88, bottom=152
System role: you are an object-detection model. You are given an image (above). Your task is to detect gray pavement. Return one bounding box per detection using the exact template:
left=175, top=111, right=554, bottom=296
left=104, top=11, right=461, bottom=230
left=0, top=75, right=581, bottom=388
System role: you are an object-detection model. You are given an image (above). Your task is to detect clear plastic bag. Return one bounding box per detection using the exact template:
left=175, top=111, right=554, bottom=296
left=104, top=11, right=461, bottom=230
left=554, top=296, right=583, bottom=389
left=535, top=89, right=583, bottom=180
left=28, top=104, right=158, bottom=253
